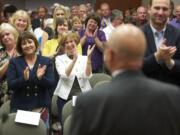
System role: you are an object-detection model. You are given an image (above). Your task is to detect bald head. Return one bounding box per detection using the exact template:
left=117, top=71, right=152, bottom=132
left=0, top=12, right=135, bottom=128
left=108, top=24, right=146, bottom=59
left=105, top=24, right=146, bottom=71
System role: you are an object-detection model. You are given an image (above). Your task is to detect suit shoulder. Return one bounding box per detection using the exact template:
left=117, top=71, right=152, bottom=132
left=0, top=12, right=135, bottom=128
left=141, top=23, right=150, bottom=31
left=167, top=24, right=180, bottom=34
left=77, top=82, right=111, bottom=104
left=146, top=77, right=180, bottom=94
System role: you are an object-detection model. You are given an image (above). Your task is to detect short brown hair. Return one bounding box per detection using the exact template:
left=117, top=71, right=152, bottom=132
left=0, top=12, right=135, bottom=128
left=149, top=0, right=171, bottom=6
left=16, top=31, right=39, bottom=55
left=85, top=13, right=101, bottom=28
left=54, top=18, right=69, bottom=39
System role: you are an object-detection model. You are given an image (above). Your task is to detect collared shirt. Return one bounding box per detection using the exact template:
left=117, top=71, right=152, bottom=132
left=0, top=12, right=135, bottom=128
left=112, top=69, right=125, bottom=77
left=150, top=24, right=166, bottom=49
left=100, top=17, right=111, bottom=29
left=103, top=23, right=115, bottom=40
left=169, top=18, right=180, bottom=30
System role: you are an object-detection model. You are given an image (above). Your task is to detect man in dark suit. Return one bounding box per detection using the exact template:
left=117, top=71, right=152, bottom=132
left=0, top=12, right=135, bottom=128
left=142, top=0, right=180, bottom=87
left=70, top=24, right=180, bottom=135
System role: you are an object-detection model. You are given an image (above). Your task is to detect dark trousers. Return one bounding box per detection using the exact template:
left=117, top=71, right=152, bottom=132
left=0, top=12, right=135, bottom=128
left=57, top=97, right=68, bottom=124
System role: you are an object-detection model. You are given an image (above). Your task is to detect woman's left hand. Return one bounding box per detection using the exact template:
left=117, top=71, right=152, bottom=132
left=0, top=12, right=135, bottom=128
left=87, top=45, right=95, bottom=59
left=37, top=64, right=47, bottom=80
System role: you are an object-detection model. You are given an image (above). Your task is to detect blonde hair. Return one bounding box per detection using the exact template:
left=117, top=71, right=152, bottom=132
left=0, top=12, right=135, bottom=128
left=53, top=6, right=68, bottom=29
left=10, top=10, right=31, bottom=31
left=56, top=32, right=80, bottom=54
left=0, top=23, right=19, bottom=47
left=72, top=16, right=82, bottom=24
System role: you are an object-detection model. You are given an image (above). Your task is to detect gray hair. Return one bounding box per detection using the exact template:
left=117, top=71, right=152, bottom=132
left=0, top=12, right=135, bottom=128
left=110, top=9, right=123, bottom=22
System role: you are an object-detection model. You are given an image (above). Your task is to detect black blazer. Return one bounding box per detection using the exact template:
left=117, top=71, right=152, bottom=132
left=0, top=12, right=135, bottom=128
left=142, top=23, right=180, bottom=87
left=70, top=71, right=180, bottom=135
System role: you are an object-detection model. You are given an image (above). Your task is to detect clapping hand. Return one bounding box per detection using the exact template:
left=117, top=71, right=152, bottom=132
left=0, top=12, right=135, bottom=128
left=72, top=49, right=78, bottom=62
left=93, top=27, right=98, bottom=38
left=84, top=27, right=89, bottom=37
left=24, top=66, right=29, bottom=81
left=155, top=39, right=176, bottom=62
left=37, top=64, right=47, bottom=80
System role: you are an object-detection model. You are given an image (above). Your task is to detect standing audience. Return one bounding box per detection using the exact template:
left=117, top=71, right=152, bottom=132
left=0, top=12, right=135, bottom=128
left=78, top=4, right=88, bottom=25
left=10, top=10, right=32, bottom=33
left=142, top=0, right=180, bottom=87
left=100, top=3, right=111, bottom=29
left=7, top=31, right=54, bottom=129
left=0, top=23, right=18, bottom=105
left=136, top=6, right=148, bottom=26
left=169, top=4, right=180, bottom=30
left=79, top=13, right=106, bottom=73
left=103, top=9, right=123, bottom=40
left=70, top=24, right=180, bottom=135
left=54, top=32, right=93, bottom=123
left=42, top=18, right=69, bottom=58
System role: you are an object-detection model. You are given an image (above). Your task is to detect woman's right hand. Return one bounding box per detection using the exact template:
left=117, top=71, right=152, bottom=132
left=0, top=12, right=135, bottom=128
left=72, top=50, right=78, bottom=62
left=24, top=66, right=29, bottom=81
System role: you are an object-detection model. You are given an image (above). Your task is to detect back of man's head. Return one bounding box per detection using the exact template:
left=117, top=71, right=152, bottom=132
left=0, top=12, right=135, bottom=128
left=110, top=9, right=123, bottom=22
left=107, top=24, right=146, bottom=71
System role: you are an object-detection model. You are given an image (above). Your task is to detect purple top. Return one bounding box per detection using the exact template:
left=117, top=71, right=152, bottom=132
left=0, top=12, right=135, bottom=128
left=79, top=29, right=106, bottom=71
left=169, top=18, right=180, bottom=30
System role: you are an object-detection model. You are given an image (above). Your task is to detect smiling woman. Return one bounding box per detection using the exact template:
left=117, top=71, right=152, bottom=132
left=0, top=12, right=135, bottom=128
left=79, top=13, right=106, bottom=73
left=54, top=31, right=93, bottom=124
left=0, top=23, right=18, bottom=106
left=10, top=10, right=31, bottom=33
left=7, top=31, right=54, bottom=130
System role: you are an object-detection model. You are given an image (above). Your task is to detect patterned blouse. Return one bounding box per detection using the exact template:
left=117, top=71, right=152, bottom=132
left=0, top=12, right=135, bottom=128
left=0, top=47, right=10, bottom=104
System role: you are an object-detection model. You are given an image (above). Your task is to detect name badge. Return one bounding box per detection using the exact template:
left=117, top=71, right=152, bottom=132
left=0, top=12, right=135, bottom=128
left=15, top=110, right=41, bottom=126
left=72, top=96, right=77, bottom=106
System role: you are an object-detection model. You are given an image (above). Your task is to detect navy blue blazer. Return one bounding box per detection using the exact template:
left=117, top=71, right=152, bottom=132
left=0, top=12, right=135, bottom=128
left=7, top=55, right=54, bottom=110
left=142, top=24, right=180, bottom=87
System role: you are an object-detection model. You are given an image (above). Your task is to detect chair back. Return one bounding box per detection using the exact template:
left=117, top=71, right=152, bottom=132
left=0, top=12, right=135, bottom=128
left=0, top=113, right=47, bottom=135
left=62, top=100, right=73, bottom=126
left=0, top=100, right=11, bottom=117
left=63, top=115, right=72, bottom=135
left=51, top=95, right=58, bottom=117
left=89, top=73, right=111, bottom=88
left=94, top=80, right=110, bottom=89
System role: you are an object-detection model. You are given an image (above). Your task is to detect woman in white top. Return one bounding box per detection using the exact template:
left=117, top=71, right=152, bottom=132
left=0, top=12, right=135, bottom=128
left=53, top=32, right=94, bottom=123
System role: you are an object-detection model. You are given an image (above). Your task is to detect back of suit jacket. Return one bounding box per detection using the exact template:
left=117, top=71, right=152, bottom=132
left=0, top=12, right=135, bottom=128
left=142, top=23, right=180, bottom=87
left=70, top=71, right=180, bottom=135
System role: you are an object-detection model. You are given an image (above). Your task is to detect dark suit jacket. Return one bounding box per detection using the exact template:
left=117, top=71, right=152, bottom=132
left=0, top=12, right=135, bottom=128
left=70, top=71, right=180, bottom=135
left=7, top=55, right=54, bottom=110
left=142, top=23, right=180, bottom=87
